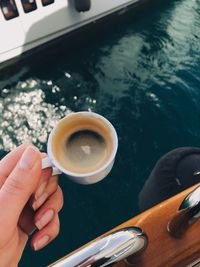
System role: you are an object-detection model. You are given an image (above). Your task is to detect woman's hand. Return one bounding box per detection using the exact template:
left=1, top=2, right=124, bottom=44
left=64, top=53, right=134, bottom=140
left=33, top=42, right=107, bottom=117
left=0, top=144, right=63, bottom=267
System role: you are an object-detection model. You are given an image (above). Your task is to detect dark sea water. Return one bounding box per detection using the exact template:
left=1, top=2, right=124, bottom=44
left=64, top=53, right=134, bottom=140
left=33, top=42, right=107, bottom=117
left=0, top=0, right=200, bottom=266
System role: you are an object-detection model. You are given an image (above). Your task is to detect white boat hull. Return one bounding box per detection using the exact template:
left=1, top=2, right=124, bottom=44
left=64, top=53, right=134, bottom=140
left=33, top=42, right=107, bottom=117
left=0, top=0, right=141, bottom=66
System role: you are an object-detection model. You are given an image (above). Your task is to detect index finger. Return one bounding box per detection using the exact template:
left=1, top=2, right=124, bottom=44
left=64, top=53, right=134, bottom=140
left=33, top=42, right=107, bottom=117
left=33, top=153, right=53, bottom=200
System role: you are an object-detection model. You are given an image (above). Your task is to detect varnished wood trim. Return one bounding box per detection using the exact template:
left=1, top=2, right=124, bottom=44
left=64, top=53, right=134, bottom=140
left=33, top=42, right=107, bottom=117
left=114, top=183, right=200, bottom=267
left=50, top=183, right=200, bottom=267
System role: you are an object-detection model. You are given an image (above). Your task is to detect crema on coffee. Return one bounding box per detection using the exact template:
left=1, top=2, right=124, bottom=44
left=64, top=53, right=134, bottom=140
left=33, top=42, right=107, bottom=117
left=51, top=114, right=113, bottom=174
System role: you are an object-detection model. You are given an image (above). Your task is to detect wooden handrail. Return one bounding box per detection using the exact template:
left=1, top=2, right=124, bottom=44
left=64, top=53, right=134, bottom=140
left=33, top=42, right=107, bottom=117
left=114, top=183, right=200, bottom=267
left=49, top=183, right=200, bottom=267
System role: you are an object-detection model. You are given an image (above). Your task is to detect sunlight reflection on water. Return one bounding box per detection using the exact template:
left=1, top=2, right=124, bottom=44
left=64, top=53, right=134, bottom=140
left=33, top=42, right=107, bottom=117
left=0, top=78, right=71, bottom=151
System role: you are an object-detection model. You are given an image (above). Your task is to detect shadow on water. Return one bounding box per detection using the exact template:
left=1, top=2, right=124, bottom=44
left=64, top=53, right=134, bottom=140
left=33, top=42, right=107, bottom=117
left=0, top=0, right=200, bottom=266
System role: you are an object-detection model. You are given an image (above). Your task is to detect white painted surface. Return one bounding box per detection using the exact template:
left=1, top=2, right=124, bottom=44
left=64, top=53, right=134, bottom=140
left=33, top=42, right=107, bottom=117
left=0, top=0, right=139, bottom=64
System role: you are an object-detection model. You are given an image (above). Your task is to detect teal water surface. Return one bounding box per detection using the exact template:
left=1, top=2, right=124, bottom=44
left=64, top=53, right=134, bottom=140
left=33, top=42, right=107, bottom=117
left=0, top=0, right=200, bottom=266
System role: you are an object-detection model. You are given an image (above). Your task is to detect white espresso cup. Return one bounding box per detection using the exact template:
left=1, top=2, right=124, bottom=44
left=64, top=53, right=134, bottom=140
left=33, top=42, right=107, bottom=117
left=42, top=112, right=118, bottom=184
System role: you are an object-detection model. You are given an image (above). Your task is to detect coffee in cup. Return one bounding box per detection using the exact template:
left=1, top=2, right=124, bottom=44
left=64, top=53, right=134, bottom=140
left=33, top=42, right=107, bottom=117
left=42, top=112, right=118, bottom=184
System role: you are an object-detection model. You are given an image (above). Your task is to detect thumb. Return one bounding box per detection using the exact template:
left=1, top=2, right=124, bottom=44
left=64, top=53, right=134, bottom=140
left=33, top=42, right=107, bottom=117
left=0, top=146, right=41, bottom=224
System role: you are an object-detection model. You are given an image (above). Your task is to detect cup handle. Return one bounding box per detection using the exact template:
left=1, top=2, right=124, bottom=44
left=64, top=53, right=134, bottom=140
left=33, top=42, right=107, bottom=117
left=42, top=157, right=62, bottom=176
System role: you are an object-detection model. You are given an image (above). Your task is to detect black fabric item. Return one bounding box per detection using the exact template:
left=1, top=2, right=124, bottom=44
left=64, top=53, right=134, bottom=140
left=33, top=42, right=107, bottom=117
left=139, top=147, right=200, bottom=212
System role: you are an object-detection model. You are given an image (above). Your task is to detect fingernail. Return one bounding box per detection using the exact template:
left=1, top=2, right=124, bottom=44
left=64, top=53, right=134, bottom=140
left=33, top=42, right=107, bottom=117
left=32, top=192, right=48, bottom=211
left=19, top=146, right=39, bottom=170
left=33, top=235, right=50, bottom=251
left=35, top=209, right=54, bottom=230
left=35, top=181, right=48, bottom=200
